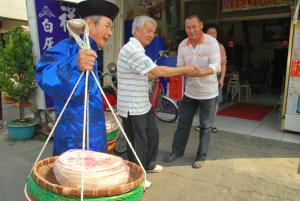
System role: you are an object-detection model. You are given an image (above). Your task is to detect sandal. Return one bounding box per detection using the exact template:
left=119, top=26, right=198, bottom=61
left=192, top=160, right=205, bottom=169
left=212, top=127, right=218, bottom=133
left=163, top=153, right=177, bottom=162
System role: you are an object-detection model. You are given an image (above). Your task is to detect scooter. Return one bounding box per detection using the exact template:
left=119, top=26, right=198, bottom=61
left=101, top=63, right=117, bottom=111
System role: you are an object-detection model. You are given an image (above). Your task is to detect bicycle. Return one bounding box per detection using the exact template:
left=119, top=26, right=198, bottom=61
left=150, top=77, right=179, bottom=123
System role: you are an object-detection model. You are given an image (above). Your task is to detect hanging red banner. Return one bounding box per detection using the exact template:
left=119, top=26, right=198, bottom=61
left=291, top=60, right=300, bottom=77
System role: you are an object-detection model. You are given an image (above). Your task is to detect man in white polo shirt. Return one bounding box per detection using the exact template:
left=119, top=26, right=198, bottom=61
left=164, top=15, right=221, bottom=169
left=117, top=15, right=217, bottom=188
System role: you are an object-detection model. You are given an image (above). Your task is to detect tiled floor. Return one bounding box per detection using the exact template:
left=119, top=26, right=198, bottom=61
left=193, top=93, right=300, bottom=144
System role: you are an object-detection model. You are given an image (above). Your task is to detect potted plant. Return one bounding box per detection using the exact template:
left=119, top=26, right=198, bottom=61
left=0, top=27, right=37, bottom=140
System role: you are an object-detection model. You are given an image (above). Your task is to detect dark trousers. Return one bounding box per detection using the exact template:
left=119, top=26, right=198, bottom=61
left=172, top=95, right=217, bottom=161
left=122, top=108, right=159, bottom=170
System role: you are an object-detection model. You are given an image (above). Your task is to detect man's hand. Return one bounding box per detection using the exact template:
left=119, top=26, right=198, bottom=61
left=77, top=49, right=97, bottom=72
left=184, top=65, right=198, bottom=76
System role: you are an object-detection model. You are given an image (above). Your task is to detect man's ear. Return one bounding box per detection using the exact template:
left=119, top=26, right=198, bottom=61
left=85, top=17, right=93, bottom=28
left=200, top=22, right=203, bottom=30
left=133, top=27, right=140, bottom=37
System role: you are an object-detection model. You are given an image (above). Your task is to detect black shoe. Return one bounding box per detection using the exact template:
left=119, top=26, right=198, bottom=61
left=163, top=153, right=177, bottom=162
left=194, top=126, right=200, bottom=132
left=212, top=127, right=218, bottom=133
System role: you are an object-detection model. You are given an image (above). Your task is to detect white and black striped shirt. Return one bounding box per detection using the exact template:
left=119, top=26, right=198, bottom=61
left=117, top=37, right=157, bottom=118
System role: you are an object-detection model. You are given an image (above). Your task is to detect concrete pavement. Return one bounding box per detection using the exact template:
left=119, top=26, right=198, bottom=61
left=144, top=121, right=300, bottom=201
left=0, top=103, right=299, bottom=201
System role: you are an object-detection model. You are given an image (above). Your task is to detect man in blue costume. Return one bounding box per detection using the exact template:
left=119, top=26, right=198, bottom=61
left=35, top=0, right=119, bottom=156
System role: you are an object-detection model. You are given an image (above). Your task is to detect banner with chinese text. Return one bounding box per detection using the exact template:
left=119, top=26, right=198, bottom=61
left=35, top=0, right=79, bottom=107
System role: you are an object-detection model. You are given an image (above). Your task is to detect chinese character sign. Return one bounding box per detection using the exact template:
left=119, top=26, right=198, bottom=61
left=35, top=0, right=80, bottom=108
left=36, top=0, right=79, bottom=55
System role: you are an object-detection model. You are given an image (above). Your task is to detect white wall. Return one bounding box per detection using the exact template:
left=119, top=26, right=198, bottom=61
left=0, top=0, right=28, bottom=33
left=103, top=0, right=124, bottom=87
left=0, top=0, right=28, bottom=21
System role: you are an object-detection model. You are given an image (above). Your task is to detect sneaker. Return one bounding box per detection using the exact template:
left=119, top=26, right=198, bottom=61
left=147, top=164, right=163, bottom=173
left=192, top=160, right=205, bottom=169
left=145, top=179, right=152, bottom=189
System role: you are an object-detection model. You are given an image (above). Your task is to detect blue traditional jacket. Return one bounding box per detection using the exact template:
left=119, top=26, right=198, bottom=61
left=35, top=37, right=107, bottom=156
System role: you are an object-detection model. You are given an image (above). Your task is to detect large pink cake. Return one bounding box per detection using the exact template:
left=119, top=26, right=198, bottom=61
left=53, top=149, right=129, bottom=188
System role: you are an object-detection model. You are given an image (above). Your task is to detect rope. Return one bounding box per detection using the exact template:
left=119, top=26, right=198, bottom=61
left=67, top=19, right=91, bottom=201
left=68, top=19, right=147, bottom=190
left=87, top=93, right=90, bottom=150
left=66, top=19, right=90, bottom=49
left=80, top=71, right=89, bottom=200
left=24, top=72, right=85, bottom=201
left=68, top=18, right=147, bottom=191
left=91, top=71, right=147, bottom=186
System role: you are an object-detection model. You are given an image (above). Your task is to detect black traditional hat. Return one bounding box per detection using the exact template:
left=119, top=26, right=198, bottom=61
left=78, top=0, right=119, bottom=21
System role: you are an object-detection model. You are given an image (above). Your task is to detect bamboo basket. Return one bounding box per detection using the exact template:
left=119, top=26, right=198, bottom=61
left=27, top=174, right=143, bottom=201
left=29, top=157, right=144, bottom=198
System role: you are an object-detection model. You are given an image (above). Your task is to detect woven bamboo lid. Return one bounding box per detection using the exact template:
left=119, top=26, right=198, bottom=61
left=32, top=157, right=144, bottom=197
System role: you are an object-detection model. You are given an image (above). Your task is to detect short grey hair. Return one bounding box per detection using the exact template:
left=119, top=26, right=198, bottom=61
left=132, top=15, right=157, bottom=36
left=84, top=15, right=101, bottom=24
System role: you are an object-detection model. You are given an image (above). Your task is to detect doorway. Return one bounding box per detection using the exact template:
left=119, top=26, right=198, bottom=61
left=273, top=49, right=288, bottom=92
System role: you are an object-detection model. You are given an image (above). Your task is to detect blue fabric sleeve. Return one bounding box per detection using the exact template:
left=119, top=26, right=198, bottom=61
left=35, top=39, right=81, bottom=97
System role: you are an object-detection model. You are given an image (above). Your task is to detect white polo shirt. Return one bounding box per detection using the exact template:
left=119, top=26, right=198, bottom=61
left=177, top=34, right=221, bottom=99
left=117, top=37, right=157, bottom=118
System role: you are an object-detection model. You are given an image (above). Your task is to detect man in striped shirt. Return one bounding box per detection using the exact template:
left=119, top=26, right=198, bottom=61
left=164, top=15, right=221, bottom=169
left=117, top=15, right=217, bottom=188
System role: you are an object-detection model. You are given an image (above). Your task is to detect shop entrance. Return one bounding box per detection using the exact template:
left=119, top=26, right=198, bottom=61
left=217, top=18, right=289, bottom=106
left=205, top=18, right=290, bottom=137
left=183, top=1, right=295, bottom=137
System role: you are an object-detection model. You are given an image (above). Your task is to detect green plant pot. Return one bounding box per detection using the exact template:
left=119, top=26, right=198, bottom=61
left=7, top=120, right=38, bottom=140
